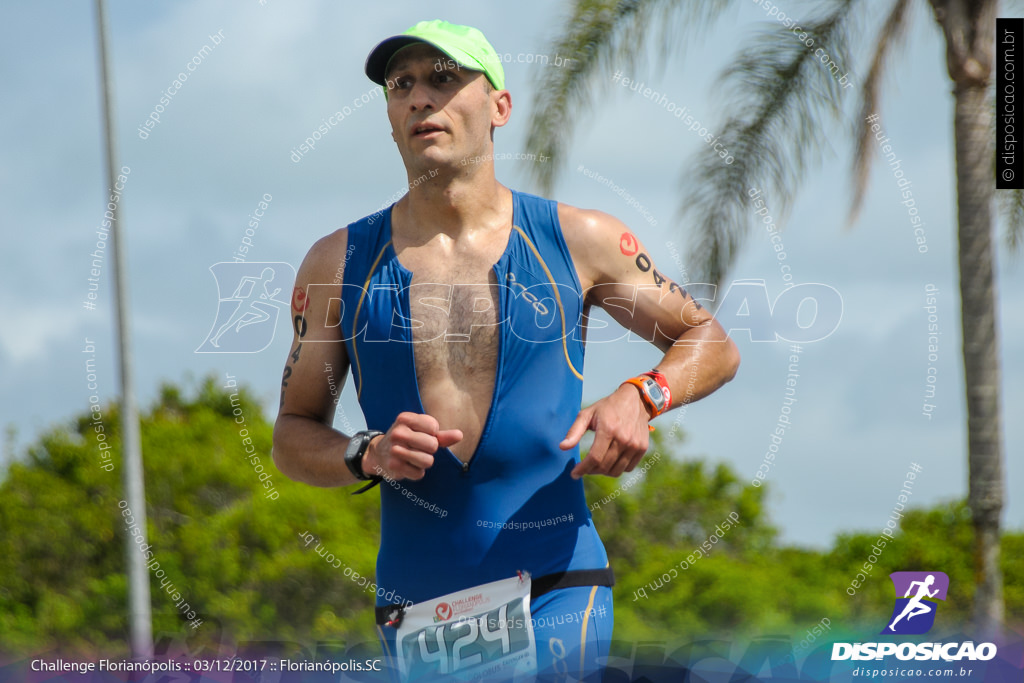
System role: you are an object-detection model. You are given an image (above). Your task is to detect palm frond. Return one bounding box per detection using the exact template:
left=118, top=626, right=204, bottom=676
left=850, top=0, right=913, bottom=226
left=681, top=0, right=861, bottom=286
left=525, top=0, right=732, bottom=194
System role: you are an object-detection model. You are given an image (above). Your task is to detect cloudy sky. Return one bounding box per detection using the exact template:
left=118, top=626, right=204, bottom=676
left=1, top=0, right=1021, bottom=550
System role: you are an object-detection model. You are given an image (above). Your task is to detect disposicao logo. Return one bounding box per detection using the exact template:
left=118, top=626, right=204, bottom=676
left=832, top=571, right=997, bottom=662
left=882, top=571, right=948, bottom=635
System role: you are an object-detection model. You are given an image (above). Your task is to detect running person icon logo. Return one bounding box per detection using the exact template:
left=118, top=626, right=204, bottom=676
left=881, top=571, right=949, bottom=635
left=196, top=262, right=295, bottom=353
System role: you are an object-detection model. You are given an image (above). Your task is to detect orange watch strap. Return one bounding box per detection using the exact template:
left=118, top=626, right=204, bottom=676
left=622, top=377, right=661, bottom=427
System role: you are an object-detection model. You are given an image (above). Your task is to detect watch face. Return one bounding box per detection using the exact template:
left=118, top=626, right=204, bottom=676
left=345, top=434, right=365, bottom=460
left=648, top=382, right=664, bottom=404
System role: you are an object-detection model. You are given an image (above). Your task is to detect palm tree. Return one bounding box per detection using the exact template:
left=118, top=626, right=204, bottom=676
left=527, top=0, right=1018, bottom=634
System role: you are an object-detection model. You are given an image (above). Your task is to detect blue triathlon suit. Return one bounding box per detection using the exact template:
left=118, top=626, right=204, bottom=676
left=339, top=190, right=613, bottom=678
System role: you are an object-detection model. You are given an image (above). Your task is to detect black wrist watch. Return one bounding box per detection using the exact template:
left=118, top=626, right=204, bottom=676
left=344, top=430, right=384, bottom=481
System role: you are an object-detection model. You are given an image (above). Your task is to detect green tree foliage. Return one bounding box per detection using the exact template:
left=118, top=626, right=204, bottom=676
left=1, top=378, right=1020, bottom=658
left=828, top=501, right=1024, bottom=632
left=585, top=428, right=1023, bottom=643
left=587, top=430, right=846, bottom=642
left=0, top=377, right=383, bottom=657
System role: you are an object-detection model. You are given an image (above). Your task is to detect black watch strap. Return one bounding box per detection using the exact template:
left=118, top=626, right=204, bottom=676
left=344, top=430, right=384, bottom=482
left=352, top=479, right=382, bottom=495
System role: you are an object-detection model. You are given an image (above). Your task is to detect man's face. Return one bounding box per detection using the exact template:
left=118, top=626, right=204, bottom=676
left=384, top=43, right=504, bottom=172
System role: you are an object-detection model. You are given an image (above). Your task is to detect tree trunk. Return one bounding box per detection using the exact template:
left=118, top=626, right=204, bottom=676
left=930, top=0, right=1004, bottom=635
left=955, top=80, right=1004, bottom=635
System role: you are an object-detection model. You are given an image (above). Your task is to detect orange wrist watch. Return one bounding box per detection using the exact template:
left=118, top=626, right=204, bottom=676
left=622, top=370, right=672, bottom=423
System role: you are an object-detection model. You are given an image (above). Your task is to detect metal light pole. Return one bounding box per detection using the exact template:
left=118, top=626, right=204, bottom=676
left=94, top=0, right=153, bottom=657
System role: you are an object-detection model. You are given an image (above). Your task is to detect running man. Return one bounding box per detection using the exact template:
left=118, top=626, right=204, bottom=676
left=887, top=574, right=939, bottom=632
left=272, top=20, right=740, bottom=681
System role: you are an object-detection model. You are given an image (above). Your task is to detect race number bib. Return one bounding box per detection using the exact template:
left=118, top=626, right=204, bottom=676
left=395, top=574, right=537, bottom=682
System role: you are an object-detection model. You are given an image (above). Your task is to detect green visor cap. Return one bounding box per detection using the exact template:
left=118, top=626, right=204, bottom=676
left=364, top=20, right=505, bottom=91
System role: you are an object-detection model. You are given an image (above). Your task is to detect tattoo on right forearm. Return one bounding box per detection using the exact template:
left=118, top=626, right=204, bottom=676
left=279, top=342, right=303, bottom=408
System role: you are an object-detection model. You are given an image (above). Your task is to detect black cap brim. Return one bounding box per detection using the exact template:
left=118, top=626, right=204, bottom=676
left=364, top=36, right=429, bottom=86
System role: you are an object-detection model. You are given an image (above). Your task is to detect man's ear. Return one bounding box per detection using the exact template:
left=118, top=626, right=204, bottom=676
left=492, top=89, right=512, bottom=129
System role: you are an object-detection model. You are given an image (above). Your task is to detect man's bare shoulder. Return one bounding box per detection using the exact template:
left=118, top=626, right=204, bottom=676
left=556, top=202, right=611, bottom=233
left=556, top=202, right=633, bottom=249
left=556, top=202, right=634, bottom=286
left=299, top=227, right=350, bottom=284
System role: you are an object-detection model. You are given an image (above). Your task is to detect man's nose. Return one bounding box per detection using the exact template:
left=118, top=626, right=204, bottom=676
left=407, top=81, right=436, bottom=111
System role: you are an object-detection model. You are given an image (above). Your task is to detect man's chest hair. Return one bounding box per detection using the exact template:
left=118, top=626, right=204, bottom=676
left=406, top=265, right=501, bottom=373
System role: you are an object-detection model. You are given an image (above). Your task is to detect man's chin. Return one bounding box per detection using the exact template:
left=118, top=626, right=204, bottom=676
left=409, top=149, right=458, bottom=174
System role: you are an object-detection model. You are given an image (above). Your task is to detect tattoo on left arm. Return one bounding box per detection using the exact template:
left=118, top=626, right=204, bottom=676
left=621, top=230, right=703, bottom=309
left=292, top=286, right=310, bottom=313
